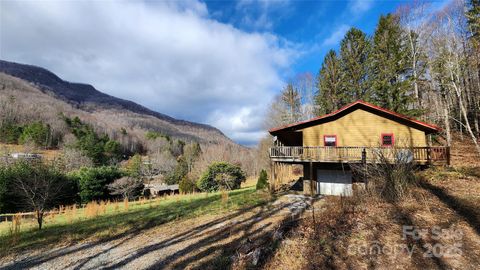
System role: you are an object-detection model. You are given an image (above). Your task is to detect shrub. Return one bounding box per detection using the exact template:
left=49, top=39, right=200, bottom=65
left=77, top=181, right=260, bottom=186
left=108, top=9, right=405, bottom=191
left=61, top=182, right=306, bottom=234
left=350, top=147, right=418, bottom=202
left=197, top=162, right=246, bottom=192
left=69, top=166, right=123, bottom=203
left=256, top=169, right=269, bottom=190
left=179, top=177, right=197, bottom=193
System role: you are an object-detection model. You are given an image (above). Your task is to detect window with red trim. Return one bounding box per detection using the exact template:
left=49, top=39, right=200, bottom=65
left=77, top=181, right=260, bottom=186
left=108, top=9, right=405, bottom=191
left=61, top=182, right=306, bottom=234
left=324, top=135, right=337, bottom=147
left=381, top=133, right=394, bottom=146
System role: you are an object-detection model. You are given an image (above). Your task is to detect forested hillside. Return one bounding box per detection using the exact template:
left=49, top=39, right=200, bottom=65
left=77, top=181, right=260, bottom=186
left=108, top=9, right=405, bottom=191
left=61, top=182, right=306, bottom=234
left=0, top=65, right=257, bottom=216
left=265, top=0, right=480, bottom=156
left=0, top=60, right=230, bottom=145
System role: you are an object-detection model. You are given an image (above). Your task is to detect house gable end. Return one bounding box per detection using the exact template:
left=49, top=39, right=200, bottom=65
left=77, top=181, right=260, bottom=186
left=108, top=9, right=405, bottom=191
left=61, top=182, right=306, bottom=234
left=300, top=108, right=427, bottom=147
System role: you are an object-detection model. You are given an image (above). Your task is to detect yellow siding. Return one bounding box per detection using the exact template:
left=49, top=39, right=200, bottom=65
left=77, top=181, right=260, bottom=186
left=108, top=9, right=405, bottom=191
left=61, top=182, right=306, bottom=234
left=301, top=109, right=427, bottom=147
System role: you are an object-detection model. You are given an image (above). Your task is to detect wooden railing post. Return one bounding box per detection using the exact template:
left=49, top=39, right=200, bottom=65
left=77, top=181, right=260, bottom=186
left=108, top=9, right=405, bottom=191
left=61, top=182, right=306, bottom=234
left=446, top=146, right=451, bottom=166
left=362, top=148, right=368, bottom=185
left=427, top=147, right=432, bottom=165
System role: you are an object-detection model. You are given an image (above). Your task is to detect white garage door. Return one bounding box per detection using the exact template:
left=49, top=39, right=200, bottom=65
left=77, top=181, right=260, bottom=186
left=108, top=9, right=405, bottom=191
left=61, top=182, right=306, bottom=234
left=317, top=170, right=352, bottom=196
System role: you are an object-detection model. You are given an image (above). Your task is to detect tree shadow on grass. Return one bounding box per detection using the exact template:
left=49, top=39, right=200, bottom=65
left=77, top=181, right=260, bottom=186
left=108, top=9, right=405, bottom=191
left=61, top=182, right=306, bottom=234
left=419, top=180, right=480, bottom=235
left=101, top=199, right=307, bottom=270
left=1, top=188, right=269, bottom=269
left=166, top=203, right=309, bottom=270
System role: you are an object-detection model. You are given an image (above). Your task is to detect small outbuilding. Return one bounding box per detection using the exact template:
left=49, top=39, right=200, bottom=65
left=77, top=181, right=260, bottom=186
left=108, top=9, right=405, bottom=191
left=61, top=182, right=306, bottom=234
left=143, top=184, right=179, bottom=197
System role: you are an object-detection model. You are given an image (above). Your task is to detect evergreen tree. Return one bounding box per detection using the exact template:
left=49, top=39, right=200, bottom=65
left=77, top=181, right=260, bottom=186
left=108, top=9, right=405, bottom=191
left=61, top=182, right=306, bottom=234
left=370, top=14, right=417, bottom=116
left=126, top=154, right=143, bottom=178
left=63, top=116, right=123, bottom=165
left=315, top=50, right=344, bottom=114
left=340, top=27, right=371, bottom=102
left=184, top=142, right=201, bottom=172
left=165, top=156, right=188, bottom=185
left=256, top=169, right=268, bottom=190
left=19, top=122, right=52, bottom=147
left=281, top=83, right=302, bottom=123
left=466, top=0, right=480, bottom=44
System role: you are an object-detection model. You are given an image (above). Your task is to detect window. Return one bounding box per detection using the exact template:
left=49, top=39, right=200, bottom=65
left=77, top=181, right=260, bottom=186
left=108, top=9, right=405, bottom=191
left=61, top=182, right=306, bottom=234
left=324, top=135, right=337, bottom=147
left=381, top=133, right=394, bottom=146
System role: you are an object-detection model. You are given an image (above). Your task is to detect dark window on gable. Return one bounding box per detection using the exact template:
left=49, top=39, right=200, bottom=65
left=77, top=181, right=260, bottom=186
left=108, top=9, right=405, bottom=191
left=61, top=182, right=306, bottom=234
left=324, top=135, right=337, bottom=147
left=382, top=134, right=394, bottom=146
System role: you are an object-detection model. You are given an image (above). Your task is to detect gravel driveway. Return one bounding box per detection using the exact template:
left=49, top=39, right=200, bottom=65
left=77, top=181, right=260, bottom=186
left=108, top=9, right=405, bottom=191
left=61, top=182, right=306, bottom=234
left=1, top=195, right=321, bottom=270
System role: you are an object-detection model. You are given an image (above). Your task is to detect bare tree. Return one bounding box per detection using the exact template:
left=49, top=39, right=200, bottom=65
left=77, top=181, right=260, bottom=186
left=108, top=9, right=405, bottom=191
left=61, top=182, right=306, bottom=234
left=13, top=161, right=69, bottom=229
left=430, top=2, right=480, bottom=154
left=294, top=72, right=317, bottom=119
left=148, top=151, right=177, bottom=176
left=59, top=147, right=93, bottom=172
left=397, top=1, right=433, bottom=109
left=256, top=135, right=273, bottom=172
left=107, top=176, right=143, bottom=200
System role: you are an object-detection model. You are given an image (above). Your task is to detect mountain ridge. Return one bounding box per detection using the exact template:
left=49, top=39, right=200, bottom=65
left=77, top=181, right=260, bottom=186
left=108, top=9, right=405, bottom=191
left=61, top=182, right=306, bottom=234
left=0, top=59, right=233, bottom=145
left=0, top=59, right=224, bottom=134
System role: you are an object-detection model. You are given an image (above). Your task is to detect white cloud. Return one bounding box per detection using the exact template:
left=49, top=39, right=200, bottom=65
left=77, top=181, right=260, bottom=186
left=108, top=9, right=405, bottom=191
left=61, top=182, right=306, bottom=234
left=0, top=0, right=297, bottom=146
left=234, top=0, right=292, bottom=30
left=322, top=24, right=350, bottom=46
left=349, top=0, right=374, bottom=14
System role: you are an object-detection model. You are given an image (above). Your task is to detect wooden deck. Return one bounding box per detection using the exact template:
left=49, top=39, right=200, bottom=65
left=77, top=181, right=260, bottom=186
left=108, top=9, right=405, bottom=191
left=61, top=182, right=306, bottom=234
left=269, top=146, right=450, bottom=165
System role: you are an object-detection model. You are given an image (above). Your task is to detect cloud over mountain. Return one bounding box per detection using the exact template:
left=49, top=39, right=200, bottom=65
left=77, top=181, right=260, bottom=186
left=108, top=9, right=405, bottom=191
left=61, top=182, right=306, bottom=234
left=0, top=0, right=296, bottom=145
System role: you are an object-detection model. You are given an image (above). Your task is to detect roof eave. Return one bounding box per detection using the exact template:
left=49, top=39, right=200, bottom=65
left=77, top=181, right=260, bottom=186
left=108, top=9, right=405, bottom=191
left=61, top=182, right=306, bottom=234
left=268, top=101, right=441, bottom=135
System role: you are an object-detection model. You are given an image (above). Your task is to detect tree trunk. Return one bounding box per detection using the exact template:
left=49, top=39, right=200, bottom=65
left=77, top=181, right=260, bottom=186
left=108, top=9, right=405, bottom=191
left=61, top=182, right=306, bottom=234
left=36, top=210, right=44, bottom=230
left=444, top=105, right=452, bottom=147
left=407, top=30, right=420, bottom=108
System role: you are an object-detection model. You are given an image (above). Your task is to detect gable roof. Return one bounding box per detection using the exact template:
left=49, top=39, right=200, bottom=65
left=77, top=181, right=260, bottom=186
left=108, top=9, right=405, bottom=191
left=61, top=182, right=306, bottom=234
left=269, top=100, right=441, bottom=135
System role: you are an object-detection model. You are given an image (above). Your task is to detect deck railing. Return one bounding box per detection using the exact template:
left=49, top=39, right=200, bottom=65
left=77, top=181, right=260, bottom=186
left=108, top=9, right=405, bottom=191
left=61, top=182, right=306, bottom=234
left=269, top=146, right=450, bottom=165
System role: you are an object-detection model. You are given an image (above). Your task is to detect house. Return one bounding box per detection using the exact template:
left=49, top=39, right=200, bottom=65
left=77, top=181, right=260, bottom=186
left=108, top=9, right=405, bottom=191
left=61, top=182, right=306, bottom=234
left=268, top=100, right=449, bottom=196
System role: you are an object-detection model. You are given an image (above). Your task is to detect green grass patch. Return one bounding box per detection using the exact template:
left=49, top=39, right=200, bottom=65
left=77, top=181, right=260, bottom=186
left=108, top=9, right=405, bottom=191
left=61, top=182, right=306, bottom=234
left=420, top=166, right=480, bottom=183
left=0, top=187, right=270, bottom=256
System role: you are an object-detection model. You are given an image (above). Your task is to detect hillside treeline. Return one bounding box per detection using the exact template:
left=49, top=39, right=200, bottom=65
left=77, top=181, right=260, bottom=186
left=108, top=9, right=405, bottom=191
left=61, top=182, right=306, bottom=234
left=0, top=75, right=258, bottom=219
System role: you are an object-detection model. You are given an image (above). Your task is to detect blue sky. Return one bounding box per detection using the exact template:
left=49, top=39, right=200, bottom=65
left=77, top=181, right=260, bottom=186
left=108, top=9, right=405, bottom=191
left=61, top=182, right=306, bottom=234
left=1, top=0, right=452, bottom=146
left=207, top=0, right=451, bottom=77
left=206, top=0, right=404, bottom=76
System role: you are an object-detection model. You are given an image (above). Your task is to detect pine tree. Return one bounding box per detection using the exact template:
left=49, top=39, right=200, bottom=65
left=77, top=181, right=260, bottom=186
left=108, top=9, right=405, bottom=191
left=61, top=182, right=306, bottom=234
left=340, top=27, right=371, bottom=102
left=256, top=169, right=268, bottom=190
left=466, top=0, right=480, bottom=137
left=466, top=0, right=480, bottom=45
left=281, top=83, right=302, bottom=123
left=315, top=50, right=344, bottom=115
left=370, top=14, right=418, bottom=116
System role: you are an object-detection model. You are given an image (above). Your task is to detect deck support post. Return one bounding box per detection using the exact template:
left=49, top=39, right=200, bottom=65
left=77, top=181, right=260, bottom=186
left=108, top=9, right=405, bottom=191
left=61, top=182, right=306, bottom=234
left=427, top=147, right=432, bottom=166
left=309, top=161, right=314, bottom=196
left=273, top=162, right=277, bottom=191
left=362, top=148, right=368, bottom=186
left=270, top=161, right=274, bottom=192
